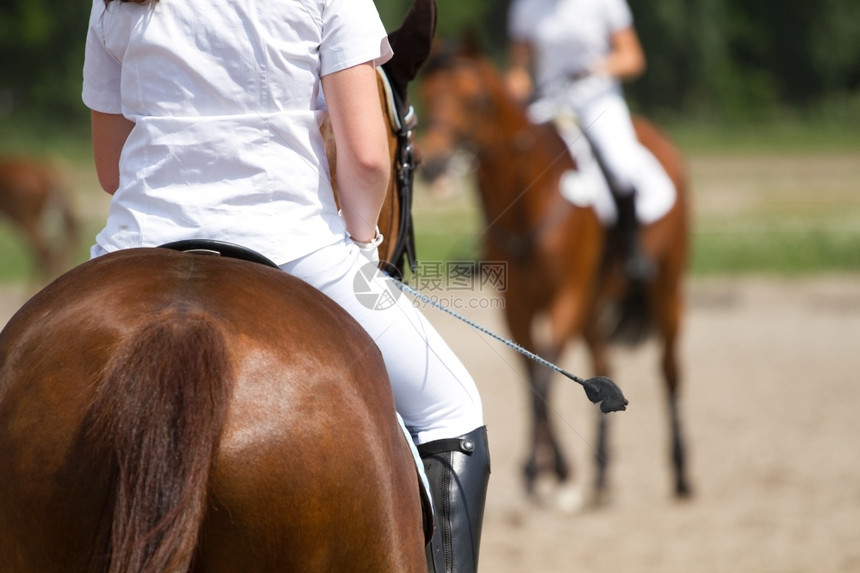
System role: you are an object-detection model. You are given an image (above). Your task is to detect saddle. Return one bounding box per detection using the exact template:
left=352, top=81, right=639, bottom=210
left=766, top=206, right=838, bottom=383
left=552, top=118, right=676, bottom=227
left=159, top=239, right=280, bottom=269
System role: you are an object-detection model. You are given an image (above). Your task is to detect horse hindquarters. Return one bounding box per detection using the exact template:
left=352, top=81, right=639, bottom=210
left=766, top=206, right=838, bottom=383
left=194, top=351, right=428, bottom=573
left=185, top=273, right=427, bottom=572
left=0, top=159, right=79, bottom=280
left=0, top=251, right=428, bottom=573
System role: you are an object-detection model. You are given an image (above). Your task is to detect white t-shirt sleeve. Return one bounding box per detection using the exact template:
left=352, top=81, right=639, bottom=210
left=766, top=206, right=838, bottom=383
left=82, top=0, right=123, bottom=114
left=604, top=0, right=634, bottom=33
left=319, top=0, right=392, bottom=77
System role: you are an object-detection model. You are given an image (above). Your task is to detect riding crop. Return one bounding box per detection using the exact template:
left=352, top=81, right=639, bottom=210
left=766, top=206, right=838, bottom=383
left=391, top=279, right=629, bottom=413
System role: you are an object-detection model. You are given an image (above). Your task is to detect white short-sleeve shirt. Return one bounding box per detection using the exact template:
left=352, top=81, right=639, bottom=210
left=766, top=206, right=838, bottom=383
left=508, top=0, right=632, bottom=93
left=83, top=0, right=392, bottom=263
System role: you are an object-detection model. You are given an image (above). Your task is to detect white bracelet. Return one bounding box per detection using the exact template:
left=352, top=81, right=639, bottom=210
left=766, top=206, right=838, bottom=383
left=347, top=226, right=384, bottom=250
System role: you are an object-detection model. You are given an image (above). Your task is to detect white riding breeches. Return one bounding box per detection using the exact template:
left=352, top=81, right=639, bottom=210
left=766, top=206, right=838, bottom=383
left=574, top=85, right=643, bottom=194
left=279, top=238, right=484, bottom=445
left=529, top=77, right=676, bottom=224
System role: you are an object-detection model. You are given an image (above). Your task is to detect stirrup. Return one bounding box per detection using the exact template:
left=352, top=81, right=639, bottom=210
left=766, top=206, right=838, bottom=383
left=419, top=426, right=490, bottom=573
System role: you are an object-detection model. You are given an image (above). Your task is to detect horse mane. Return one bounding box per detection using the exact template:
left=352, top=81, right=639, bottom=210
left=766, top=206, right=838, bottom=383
left=83, top=313, right=234, bottom=573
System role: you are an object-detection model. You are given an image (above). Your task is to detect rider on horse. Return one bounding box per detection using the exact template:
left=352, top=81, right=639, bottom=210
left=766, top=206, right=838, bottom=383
left=83, top=0, right=489, bottom=570
left=506, top=0, right=670, bottom=282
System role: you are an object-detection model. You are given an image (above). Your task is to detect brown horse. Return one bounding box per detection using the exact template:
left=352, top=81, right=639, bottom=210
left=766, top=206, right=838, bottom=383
left=416, top=42, right=691, bottom=505
left=0, top=2, right=437, bottom=571
left=0, top=156, right=80, bottom=280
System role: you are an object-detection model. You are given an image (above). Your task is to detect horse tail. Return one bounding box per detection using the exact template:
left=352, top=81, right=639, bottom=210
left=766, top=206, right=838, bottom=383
left=86, top=314, right=234, bottom=573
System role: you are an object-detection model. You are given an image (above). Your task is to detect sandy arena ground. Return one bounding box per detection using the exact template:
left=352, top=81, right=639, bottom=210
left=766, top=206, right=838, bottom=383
left=2, top=274, right=859, bottom=573
left=421, top=275, right=860, bottom=573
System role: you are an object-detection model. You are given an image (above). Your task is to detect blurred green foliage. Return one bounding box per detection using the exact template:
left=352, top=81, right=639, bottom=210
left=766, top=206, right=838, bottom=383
left=377, top=0, right=860, bottom=124
left=1, top=0, right=858, bottom=126
left=0, top=0, right=91, bottom=122
left=625, top=0, right=860, bottom=121
left=0, top=0, right=860, bottom=124
left=1, top=1, right=857, bottom=284
left=691, top=228, right=860, bottom=275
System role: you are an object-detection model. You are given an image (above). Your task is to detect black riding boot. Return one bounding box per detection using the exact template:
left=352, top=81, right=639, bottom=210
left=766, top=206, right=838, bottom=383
left=418, top=426, right=490, bottom=573
left=615, top=193, right=656, bottom=282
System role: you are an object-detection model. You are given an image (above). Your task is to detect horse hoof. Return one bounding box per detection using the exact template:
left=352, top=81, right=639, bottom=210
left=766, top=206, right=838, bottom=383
left=675, top=481, right=693, bottom=499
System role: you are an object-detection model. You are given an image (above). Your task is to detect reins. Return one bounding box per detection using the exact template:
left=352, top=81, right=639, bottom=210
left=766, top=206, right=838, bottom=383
left=377, top=66, right=419, bottom=276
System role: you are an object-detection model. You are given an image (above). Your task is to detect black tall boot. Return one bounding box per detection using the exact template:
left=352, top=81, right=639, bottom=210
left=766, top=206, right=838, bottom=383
left=418, top=426, right=490, bottom=573
left=615, top=193, right=656, bottom=283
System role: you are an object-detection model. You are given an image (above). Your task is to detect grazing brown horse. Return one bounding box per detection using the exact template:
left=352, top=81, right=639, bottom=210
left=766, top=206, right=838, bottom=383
left=0, top=1, right=437, bottom=571
left=0, top=156, right=80, bottom=280
left=417, top=42, right=691, bottom=505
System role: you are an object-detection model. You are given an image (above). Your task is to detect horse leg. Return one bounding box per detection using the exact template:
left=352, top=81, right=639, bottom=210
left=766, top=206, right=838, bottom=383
left=584, top=313, right=614, bottom=506
left=53, top=190, right=80, bottom=275
left=652, top=265, right=692, bottom=499
left=505, top=303, right=571, bottom=498
left=635, top=116, right=692, bottom=498
left=534, top=284, right=600, bottom=511
left=661, top=306, right=692, bottom=498
left=524, top=355, right=571, bottom=491
left=19, top=219, right=55, bottom=280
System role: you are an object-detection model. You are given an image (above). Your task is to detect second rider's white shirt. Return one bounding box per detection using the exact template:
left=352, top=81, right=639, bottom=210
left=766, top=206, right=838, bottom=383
left=83, top=0, right=392, bottom=263
left=508, top=0, right=632, bottom=96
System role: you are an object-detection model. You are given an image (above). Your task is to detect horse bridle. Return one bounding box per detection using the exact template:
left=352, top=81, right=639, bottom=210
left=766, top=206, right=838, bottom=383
left=377, top=66, right=419, bottom=277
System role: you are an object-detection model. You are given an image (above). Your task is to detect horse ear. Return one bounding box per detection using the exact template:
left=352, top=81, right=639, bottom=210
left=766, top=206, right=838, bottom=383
left=384, top=0, right=437, bottom=94
left=459, top=27, right=483, bottom=57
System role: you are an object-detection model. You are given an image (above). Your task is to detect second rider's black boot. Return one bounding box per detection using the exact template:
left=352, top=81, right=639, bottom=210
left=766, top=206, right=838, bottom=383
left=615, top=193, right=656, bottom=283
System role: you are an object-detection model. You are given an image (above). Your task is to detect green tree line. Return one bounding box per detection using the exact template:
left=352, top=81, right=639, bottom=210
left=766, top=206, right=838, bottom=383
left=2, top=0, right=859, bottom=125
left=0, top=0, right=91, bottom=120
